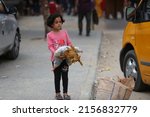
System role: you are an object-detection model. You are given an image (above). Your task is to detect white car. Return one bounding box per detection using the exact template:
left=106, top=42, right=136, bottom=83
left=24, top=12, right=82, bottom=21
left=0, top=0, right=21, bottom=59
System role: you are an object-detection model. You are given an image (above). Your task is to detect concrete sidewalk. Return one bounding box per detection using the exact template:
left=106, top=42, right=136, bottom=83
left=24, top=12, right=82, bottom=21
left=18, top=15, right=101, bottom=100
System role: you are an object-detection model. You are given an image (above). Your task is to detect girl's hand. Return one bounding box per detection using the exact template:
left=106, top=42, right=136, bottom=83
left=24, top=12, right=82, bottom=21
left=58, top=53, right=65, bottom=59
left=58, top=56, right=64, bottom=59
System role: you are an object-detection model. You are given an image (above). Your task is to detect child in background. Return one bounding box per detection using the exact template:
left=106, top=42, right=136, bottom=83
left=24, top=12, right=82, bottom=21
left=47, top=13, right=72, bottom=100
left=49, top=0, right=57, bottom=15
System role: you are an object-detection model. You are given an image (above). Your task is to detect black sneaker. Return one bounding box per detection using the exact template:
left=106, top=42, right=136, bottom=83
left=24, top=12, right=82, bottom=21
left=55, top=94, right=63, bottom=100
left=63, top=95, right=71, bottom=100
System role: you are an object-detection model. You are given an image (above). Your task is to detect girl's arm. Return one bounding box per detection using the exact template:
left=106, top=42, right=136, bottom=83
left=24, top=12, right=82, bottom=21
left=47, top=35, right=55, bottom=53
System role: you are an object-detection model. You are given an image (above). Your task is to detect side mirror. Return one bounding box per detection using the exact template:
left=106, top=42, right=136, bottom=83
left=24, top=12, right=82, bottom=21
left=8, top=6, right=17, bottom=14
left=126, top=7, right=136, bottom=21
left=8, top=6, right=18, bottom=18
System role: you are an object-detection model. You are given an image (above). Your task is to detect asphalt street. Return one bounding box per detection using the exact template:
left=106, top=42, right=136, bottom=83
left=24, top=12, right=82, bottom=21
left=0, top=15, right=101, bottom=100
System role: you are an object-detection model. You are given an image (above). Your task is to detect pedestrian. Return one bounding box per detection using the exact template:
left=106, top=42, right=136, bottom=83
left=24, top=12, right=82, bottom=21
left=55, top=0, right=63, bottom=15
left=32, top=0, right=40, bottom=15
left=67, top=0, right=76, bottom=15
left=124, top=0, right=137, bottom=7
left=76, top=0, right=94, bottom=36
left=47, top=13, right=73, bottom=100
left=95, top=0, right=103, bottom=17
left=49, top=0, right=57, bottom=15
left=130, top=0, right=137, bottom=6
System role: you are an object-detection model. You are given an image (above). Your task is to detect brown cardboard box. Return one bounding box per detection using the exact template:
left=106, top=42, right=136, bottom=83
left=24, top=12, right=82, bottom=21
left=93, top=77, right=134, bottom=100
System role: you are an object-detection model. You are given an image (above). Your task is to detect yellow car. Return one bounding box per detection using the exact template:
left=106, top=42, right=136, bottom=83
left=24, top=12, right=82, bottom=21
left=120, top=0, right=150, bottom=91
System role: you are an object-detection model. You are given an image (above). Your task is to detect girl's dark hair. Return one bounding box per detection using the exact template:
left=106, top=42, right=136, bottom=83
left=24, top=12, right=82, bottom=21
left=47, top=13, right=65, bottom=28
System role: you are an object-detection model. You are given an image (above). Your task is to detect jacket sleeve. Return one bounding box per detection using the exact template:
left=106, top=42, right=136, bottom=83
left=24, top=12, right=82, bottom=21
left=47, top=34, right=55, bottom=53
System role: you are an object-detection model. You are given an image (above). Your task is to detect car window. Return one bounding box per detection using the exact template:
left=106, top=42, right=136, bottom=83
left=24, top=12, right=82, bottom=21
left=143, top=0, right=150, bottom=21
left=146, top=0, right=150, bottom=8
left=0, top=1, right=5, bottom=13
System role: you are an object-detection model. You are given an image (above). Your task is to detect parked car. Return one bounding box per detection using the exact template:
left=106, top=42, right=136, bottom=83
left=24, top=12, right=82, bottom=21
left=120, top=0, right=150, bottom=91
left=5, top=0, right=24, bottom=16
left=0, top=0, right=21, bottom=59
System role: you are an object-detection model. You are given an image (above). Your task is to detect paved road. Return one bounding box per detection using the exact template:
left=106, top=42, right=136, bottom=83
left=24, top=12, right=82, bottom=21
left=0, top=15, right=101, bottom=100
left=1, top=15, right=149, bottom=100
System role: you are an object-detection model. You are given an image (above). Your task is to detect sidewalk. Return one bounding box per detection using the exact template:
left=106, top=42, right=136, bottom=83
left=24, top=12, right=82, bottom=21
left=95, top=18, right=126, bottom=79
left=95, top=18, right=150, bottom=100
left=18, top=15, right=101, bottom=100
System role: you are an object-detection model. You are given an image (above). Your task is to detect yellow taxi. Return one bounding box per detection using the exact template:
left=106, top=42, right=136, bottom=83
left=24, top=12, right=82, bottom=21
left=120, top=0, right=150, bottom=91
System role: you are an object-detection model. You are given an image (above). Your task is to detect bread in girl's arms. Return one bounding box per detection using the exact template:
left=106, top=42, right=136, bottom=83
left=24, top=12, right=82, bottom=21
left=62, top=45, right=83, bottom=66
left=53, top=45, right=83, bottom=69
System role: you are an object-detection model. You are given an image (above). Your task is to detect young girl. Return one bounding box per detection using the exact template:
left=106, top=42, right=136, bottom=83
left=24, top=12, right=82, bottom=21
left=47, top=13, right=72, bottom=100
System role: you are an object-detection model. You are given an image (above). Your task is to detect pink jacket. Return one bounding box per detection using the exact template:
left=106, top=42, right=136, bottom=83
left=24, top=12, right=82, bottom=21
left=47, top=30, right=72, bottom=61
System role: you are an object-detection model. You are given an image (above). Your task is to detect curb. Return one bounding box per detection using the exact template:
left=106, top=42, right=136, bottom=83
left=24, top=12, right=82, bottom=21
left=79, top=31, right=102, bottom=100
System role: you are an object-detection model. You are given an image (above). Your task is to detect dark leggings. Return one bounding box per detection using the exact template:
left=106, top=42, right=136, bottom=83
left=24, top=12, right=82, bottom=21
left=53, top=60, right=69, bottom=93
left=78, top=11, right=92, bottom=35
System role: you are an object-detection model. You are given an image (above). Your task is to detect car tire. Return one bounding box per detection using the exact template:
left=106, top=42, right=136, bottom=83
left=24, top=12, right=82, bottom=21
left=6, top=32, right=20, bottom=60
left=123, top=50, right=147, bottom=91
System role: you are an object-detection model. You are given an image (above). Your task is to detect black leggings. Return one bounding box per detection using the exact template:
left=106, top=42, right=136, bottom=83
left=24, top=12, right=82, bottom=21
left=53, top=60, right=69, bottom=93
left=78, top=11, right=92, bottom=35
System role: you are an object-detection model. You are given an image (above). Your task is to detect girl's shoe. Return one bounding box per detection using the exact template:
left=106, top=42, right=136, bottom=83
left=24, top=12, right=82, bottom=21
left=63, top=95, right=71, bottom=100
left=55, top=94, right=63, bottom=100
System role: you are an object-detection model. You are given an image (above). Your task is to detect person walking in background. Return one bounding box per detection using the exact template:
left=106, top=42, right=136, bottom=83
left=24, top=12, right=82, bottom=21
left=67, top=0, right=76, bottom=15
left=47, top=13, right=73, bottom=100
left=32, top=0, right=40, bottom=15
left=76, top=0, right=94, bottom=36
left=49, top=0, right=57, bottom=15
left=40, top=0, right=49, bottom=38
left=100, top=0, right=105, bottom=16
left=95, top=0, right=103, bottom=17
left=62, top=0, right=68, bottom=12
left=124, top=0, right=140, bottom=8
left=55, top=0, right=63, bottom=15
left=105, top=0, right=124, bottom=19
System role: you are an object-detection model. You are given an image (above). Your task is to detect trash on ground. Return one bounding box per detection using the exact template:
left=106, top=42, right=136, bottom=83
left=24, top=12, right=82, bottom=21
left=92, top=77, right=135, bottom=100
left=98, top=67, right=111, bottom=72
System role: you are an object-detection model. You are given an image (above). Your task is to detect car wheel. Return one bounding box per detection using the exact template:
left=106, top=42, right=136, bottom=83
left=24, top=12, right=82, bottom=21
left=123, top=50, right=146, bottom=91
left=6, top=32, right=20, bottom=60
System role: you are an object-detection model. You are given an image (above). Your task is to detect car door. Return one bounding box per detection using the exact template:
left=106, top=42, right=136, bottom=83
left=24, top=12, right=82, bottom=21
left=0, top=0, right=11, bottom=49
left=136, top=0, right=150, bottom=83
left=0, top=14, right=3, bottom=50
left=0, top=0, right=6, bottom=50
left=3, top=1, right=17, bottom=48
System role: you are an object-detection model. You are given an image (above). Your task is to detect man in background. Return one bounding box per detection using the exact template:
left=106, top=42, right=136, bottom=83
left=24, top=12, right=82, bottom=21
left=76, top=0, right=94, bottom=36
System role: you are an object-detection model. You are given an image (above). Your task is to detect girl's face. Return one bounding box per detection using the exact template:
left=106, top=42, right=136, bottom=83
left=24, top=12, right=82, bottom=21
left=52, top=17, right=63, bottom=31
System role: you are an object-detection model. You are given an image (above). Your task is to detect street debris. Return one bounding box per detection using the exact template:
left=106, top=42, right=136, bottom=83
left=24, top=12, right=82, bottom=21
left=98, top=67, right=111, bottom=72
left=16, top=65, right=21, bottom=68
left=92, top=77, right=135, bottom=100
left=0, top=75, right=8, bottom=79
